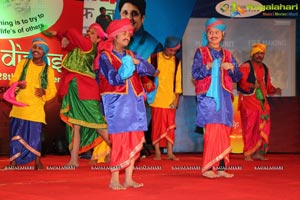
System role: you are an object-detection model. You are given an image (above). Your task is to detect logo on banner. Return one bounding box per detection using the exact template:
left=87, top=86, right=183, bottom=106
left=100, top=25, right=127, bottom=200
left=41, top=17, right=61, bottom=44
left=216, top=0, right=299, bottom=18
left=216, top=0, right=263, bottom=17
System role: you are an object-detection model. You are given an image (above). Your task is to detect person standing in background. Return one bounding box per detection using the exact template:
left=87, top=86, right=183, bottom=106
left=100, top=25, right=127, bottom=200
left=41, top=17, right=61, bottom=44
left=237, top=43, right=281, bottom=161
left=149, top=36, right=182, bottom=161
left=95, top=7, right=112, bottom=31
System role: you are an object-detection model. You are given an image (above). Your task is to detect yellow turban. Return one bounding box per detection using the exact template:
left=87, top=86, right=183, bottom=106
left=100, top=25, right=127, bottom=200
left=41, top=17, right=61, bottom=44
left=250, top=43, right=267, bottom=57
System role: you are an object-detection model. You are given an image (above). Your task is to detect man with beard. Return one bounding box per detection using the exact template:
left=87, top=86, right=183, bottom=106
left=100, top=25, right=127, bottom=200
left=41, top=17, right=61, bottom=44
left=237, top=43, right=281, bottom=161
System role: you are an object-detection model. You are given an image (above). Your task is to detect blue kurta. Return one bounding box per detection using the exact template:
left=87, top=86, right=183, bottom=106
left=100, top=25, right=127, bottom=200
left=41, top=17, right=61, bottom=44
left=99, top=50, right=156, bottom=134
left=192, top=48, right=242, bottom=128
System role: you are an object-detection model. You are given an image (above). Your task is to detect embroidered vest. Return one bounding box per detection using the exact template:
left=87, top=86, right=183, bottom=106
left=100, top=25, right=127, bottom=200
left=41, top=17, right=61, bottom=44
left=237, top=60, right=269, bottom=95
left=62, top=45, right=97, bottom=78
left=194, top=46, right=233, bottom=95
left=99, top=50, right=144, bottom=96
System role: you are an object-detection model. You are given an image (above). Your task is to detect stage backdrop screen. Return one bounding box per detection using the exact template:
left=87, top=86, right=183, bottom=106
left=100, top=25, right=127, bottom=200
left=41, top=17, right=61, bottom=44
left=183, top=18, right=296, bottom=97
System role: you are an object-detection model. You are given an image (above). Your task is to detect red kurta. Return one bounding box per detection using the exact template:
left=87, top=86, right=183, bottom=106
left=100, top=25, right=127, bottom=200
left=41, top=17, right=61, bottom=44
left=238, top=61, right=276, bottom=156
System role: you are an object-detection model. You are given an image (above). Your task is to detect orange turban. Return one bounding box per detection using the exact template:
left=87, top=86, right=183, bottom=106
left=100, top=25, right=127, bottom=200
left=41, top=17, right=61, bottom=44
left=250, top=43, right=267, bottom=57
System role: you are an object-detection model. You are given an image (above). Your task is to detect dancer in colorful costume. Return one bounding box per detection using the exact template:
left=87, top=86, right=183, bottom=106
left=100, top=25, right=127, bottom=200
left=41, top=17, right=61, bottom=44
left=192, top=18, right=242, bottom=178
left=6, top=38, right=57, bottom=170
left=48, top=23, right=110, bottom=167
left=98, top=18, right=157, bottom=190
left=237, top=43, right=281, bottom=161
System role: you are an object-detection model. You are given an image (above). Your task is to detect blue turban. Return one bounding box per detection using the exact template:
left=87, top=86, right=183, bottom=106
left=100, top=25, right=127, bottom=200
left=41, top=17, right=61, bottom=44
left=27, top=38, right=49, bottom=65
left=164, top=36, right=181, bottom=50
left=202, top=18, right=226, bottom=46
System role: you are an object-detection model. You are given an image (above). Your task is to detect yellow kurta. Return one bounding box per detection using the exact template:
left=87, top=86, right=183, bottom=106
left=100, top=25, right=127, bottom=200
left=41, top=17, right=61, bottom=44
left=9, top=59, right=57, bottom=124
left=150, top=52, right=182, bottom=108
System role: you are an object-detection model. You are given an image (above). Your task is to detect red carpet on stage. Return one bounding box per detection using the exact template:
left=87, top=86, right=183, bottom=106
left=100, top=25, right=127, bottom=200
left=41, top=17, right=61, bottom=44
left=0, top=153, right=299, bottom=200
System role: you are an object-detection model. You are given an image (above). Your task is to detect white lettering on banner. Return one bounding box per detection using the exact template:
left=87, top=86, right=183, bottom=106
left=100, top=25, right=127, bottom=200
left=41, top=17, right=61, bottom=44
left=248, top=39, right=287, bottom=47
left=0, top=40, right=63, bottom=73
left=0, top=72, right=14, bottom=81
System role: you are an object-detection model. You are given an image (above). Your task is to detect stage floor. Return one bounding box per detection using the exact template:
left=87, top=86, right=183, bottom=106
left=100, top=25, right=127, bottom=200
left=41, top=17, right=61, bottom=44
left=0, top=153, right=299, bottom=200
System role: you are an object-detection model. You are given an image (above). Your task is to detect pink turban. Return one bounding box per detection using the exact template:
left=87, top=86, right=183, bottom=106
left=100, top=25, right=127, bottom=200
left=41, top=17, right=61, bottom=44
left=250, top=43, right=267, bottom=57
left=89, top=23, right=107, bottom=40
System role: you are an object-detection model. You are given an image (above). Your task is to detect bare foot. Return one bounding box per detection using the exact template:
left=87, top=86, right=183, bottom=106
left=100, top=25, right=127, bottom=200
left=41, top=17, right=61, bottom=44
left=104, top=154, right=111, bottom=163
left=217, top=171, right=234, bottom=178
left=34, top=163, right=44, bottom=170
left=109, top=182, right=126, bottom=190
left=153, top=156, right=161, bottom=160
left=167, top=154, right=179, bottom=161
left=35, top=158, right=44, bottom=170
left=1, top=164, right=16, bottom=171
left=65, top=161, right=79, bottom=168
left=253, top=154, right=268, bottom=161
left=244, top=155, right=253, bottom=161
left=202, top=170, right=220, bottom=178
left=1, top=160, right=17, bottom=170
left=153, top=152, right=161, bottom=160
left=10, top=160, right=17, bottom=166
left=124, top=181, right=144, bottom=189
left=89, top=159, right=97, bottom=165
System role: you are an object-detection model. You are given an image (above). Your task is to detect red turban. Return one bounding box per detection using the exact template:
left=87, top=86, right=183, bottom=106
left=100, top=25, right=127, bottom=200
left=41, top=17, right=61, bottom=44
left=98, top=18, right=133, bottom=52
